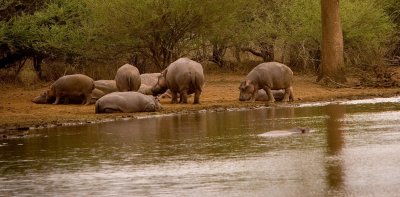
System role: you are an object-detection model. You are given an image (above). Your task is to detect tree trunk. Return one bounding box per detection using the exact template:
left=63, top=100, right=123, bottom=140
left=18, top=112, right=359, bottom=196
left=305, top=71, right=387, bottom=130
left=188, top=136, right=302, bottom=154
left=210, top=43, right=226, bottom=68
left=318, top=0, right=346, bottom=83
left=33, top=54, right=44, bottom=80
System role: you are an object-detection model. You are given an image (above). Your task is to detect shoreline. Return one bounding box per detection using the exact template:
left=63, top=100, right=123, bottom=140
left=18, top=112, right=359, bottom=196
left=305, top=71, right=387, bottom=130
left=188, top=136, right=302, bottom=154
left=1, top=93, right=399, bottom=134
left=1, top=73, right=399, bottom=138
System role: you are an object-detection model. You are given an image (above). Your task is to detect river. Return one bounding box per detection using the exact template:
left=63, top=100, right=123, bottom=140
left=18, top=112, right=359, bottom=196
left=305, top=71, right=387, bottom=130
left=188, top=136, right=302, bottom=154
left=1, top=97, right=400, bottom=196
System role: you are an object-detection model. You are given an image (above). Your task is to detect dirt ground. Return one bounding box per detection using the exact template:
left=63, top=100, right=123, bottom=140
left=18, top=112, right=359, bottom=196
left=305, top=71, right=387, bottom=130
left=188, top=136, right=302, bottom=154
left=1, top=73, right=399, bottom=134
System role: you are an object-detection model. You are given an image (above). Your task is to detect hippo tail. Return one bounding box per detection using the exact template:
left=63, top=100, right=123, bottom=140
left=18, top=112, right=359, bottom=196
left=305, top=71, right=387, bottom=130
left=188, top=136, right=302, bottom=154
left=192, top=72, right=203, bottom=91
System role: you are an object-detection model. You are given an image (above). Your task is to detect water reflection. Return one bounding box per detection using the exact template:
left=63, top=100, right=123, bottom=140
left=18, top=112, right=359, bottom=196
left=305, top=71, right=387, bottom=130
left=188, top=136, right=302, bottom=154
left=325, top=104, right=345, bottom=194
left=2, top=99, right=400, bottom=196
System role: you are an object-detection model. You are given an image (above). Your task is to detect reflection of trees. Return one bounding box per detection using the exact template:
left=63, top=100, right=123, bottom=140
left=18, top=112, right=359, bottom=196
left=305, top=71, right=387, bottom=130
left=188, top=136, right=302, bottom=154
left=325, top=104, right=345, bottom=193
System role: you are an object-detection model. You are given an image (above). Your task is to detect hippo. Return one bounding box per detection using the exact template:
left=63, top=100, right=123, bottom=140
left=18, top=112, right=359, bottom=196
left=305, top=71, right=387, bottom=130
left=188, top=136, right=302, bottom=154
left=140, top=73, right=161, bottom=87
left=95, top=92, right=161, bottom=113
left=138, top=73, right=161, bottom=95
left=32, top=91, right=84, bottom=104
left=256, top=89, right=285, bottom=101
left=115, top=64, right=141, bottom=92
left=94, top=80, right=118, bottom=94
left=32, top=79, right=117, bottom=105
left=239, top=62, right=294, bottom=102
left=257, top=127, right=311, bottom=137
left=46, top=74, right=94, bottom=105
left=152, top=57, right=204, bottom=104
left=90, top=80, right=118, bottom=103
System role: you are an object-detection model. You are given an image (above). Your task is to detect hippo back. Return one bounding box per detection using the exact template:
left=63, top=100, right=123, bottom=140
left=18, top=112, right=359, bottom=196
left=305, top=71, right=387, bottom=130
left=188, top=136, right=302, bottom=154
left=140, top=73, right=161, bottom=87
left=94, top=80, right=118, bottom=94
left=165, top=57, right=204, bottom=94
left=52, top=74, right=94, bottom=92
left=115, top=64, right=141, bottom=92
left=52, top=74, right=94, bottom=96
left=95, top=92, right=160, bottom=113
left=247, top=62, right=293, bottom=90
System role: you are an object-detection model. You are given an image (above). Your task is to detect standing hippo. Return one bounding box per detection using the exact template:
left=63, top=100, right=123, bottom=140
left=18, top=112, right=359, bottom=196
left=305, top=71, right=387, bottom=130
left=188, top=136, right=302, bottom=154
left=95, top=92, right=161, bottom=113
left=152, top=57, right=204, bottom=104
left=32, top=91, right=85, bottom=104
left=33, top=80, right=116, bottom=105
left=46, top=74, right=94, bottom=105
left=239, top=62, right=294, bottom=102
left=115, top=64, right=141, bottom=92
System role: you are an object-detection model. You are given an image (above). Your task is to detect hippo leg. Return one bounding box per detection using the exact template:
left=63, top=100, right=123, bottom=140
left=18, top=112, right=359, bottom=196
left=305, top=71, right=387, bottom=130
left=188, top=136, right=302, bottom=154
left=250, top=90, right=257, bottom=102
left=193, top=89, right=201, bottom=104
left=53, top=96, right=61, bottom=104
left=83, top=93, right=91, bottom=105
left=179, top=90, right=188, bottom=104
left=264, top=88, right=275, bottom=103
left=289, top=87, right=294, bottom=102
left=171, top=91, right=178, bottom=104
left=282, top=87, right=293, bottom=102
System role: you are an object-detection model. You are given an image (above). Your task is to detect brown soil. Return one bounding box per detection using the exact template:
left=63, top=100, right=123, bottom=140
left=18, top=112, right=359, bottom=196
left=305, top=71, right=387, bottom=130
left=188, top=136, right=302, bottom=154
left=1, top=73, right=399, bottom=133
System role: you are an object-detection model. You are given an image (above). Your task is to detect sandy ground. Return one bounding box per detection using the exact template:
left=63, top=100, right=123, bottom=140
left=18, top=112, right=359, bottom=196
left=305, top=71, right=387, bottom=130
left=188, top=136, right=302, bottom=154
left=1, top=73, right=399, bottom=134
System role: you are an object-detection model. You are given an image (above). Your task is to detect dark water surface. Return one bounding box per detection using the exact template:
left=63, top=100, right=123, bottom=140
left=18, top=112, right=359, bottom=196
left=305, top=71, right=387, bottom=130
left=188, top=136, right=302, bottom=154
left=1, top=98, right=400, bottom=196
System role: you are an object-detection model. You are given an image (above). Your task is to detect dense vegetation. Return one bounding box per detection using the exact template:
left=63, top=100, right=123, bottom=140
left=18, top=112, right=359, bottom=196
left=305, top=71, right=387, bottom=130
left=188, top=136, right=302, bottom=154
left=0, top=0, right=398, bottom=82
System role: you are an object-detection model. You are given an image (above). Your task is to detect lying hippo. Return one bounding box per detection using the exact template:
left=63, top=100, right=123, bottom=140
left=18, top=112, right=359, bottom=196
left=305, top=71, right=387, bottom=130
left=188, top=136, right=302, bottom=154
left=138, top=73, right=161, bottom=95
left=94, top=80, right=117, bottom=94
left=95, top=92, right=161, bottom=113
left=257, top=127, right=311, bottom=137
left=115, top=64, right=141, bottom=92
left=152, top=57, right=204, bottom=104
left=256, top=89, right=285, bottom=101
left=90, top=80, right=118, bottom=102
left=46, top=74, right=94, bottom=105
left=140, top=73, right=161, bottom=87
left=239, top=62, right=294, bottom=102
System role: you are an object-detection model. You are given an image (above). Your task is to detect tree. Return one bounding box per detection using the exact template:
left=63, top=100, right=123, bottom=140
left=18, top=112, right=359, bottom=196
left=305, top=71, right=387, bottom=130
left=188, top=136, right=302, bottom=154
left=318, top=0, right=346, bottom=83
left=0, top=0, right=91, bottom=79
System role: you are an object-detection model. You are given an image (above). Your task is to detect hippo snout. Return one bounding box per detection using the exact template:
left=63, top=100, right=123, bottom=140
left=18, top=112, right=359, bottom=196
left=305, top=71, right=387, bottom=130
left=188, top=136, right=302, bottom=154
left=239, top=93, right=251, bottom=101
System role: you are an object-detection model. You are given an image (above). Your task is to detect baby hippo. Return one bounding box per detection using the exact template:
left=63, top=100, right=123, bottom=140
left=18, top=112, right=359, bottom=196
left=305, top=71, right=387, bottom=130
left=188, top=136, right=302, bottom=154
left=239, top=62, right=294, bottom=102
left=255, top=89, right=285, bottom=101
left=46, top=74, right=94, bottom=105
left=95, top=92, right=161, bottom=113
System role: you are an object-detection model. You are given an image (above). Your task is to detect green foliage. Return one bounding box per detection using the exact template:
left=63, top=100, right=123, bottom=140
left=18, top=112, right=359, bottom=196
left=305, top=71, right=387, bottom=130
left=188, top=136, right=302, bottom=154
left=341, top=1, right=395, bottom=50
left=4, top=0, right=90, bottom=56
left=341, top=0, right=396, bottom=66
left=87, top=0, right=260, bottom=69
left=1, top=0, right=399, bottom=81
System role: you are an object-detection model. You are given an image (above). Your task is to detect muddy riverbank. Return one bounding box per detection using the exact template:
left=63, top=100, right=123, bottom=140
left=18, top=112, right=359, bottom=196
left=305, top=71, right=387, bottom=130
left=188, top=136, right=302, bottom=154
left=1, top=73, right=399, bottom=137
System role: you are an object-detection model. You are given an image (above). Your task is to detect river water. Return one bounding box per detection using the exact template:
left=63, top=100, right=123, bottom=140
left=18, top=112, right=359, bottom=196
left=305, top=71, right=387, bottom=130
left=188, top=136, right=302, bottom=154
left=1, top=98, right=400, bottom=196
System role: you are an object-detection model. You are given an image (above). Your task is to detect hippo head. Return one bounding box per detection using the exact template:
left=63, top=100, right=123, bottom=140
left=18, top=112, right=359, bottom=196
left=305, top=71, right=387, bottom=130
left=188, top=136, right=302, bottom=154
left=239, top=80, right=255, bottom=101
left=151, top=70, right=168, bottom=96
left=32, top=92, right=49, bottom=104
